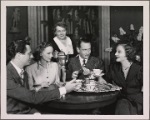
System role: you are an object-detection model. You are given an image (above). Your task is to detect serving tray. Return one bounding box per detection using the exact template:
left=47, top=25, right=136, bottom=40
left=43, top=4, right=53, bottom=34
left=74, top=83, right=122, bottom=93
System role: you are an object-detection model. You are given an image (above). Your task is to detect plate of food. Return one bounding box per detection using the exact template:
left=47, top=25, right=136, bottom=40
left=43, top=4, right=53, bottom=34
left=74, top=82, right=122, bottom=93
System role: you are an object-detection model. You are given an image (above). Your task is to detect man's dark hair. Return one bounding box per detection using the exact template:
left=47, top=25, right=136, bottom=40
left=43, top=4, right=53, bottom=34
left=7, top=40, right=30, bottom=61
left=77, top=37, right=91, bottom=48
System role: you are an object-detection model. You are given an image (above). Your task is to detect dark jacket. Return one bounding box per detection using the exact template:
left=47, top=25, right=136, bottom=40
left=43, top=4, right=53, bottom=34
left=106, top=62, right=143, bottom=114
left=66, top=56, right=104, bottom=80
left=7, top=62, right=60, bottom=114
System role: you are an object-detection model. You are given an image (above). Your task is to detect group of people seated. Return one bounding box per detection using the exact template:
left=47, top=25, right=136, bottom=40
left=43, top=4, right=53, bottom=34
left=7, top=22, right=143, bottom=115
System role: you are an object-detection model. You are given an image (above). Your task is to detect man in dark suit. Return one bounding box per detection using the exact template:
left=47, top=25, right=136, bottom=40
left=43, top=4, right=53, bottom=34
left=7, top=39, right=78, bottom=114
left=66, top=37, right=107, bottom=84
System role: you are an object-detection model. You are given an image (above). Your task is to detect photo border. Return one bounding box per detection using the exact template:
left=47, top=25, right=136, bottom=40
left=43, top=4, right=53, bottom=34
left=1, top=0, right=149, bottom=119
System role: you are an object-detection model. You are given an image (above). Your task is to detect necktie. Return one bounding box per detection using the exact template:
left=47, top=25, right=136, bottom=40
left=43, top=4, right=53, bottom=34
left=20, top=70, right=24, bottom=85
left=83, top=59, right=86, bottom=66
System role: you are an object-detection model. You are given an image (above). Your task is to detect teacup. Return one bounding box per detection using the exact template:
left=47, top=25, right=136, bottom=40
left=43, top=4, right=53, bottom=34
left=75, top=79, right=83, bottom=90
left=75, top=83, right=82, bottom=90
left=93, top=69, right=102, bottom=76
left=89, top=80, right=96, bottom=85
left=76, top=79, right=83, bottom=83
left=85, top=84, right=95, bottom=91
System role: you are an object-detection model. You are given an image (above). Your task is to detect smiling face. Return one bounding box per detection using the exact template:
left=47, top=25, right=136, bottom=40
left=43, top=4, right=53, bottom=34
left=77, top=41, right=91, bottom=59
left=41, top=46, right=54, bottom=62
left=115, top=45, right=127, bottom=62
left=55, top=26, right=67, bottom=40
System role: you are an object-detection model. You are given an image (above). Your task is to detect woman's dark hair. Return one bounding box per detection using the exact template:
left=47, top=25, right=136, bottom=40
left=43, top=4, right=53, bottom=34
left=116, top=42, right=136, bottom=62
left=7, top=39, right=30, bottom=61
left=77, top=37, right=92, bottom=48
left=53, top=22, right=67, bottom=33
left=33, top=41, right=53, bottom=61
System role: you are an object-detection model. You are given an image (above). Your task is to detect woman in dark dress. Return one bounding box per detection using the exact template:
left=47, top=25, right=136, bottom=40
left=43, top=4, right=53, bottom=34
left=106, top=43, right=143, bottom=115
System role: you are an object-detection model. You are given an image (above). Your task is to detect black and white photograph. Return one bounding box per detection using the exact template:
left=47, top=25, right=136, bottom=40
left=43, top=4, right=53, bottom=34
left=1, top=1, right=149, bottom=119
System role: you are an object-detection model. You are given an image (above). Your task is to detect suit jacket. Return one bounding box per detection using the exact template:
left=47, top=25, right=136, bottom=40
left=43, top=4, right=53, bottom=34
left=7, top=62, right=60, bottom=114
left=66, top=56, right=104, bottom=80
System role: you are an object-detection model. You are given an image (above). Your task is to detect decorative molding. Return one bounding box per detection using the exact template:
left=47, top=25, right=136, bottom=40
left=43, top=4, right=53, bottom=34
left=100, top=6, right=110, bottom=72
left=28, top=6, right=48, bottom=52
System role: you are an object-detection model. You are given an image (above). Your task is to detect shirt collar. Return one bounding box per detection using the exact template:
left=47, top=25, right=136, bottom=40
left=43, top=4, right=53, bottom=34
left=78, top=55, right=88, bottom=65
left=10, top=61, right=24, bottom=76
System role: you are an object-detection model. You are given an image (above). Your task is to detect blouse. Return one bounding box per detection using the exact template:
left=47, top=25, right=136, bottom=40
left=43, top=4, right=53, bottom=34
left=26, top=61, right=60, bottom=91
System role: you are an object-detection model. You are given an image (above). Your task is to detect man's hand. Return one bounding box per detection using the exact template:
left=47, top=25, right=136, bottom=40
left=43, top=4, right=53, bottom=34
left=65, top=79, right=79, bottom=93
left=72, top=71, right=79, bottom=79
left=82, top=67, right=91, bottom=75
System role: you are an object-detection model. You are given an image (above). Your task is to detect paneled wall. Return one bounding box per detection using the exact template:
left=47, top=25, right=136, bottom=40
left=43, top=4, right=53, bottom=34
left=28, top=6, right=49, bottom=52
left=48, top=6, right=100, bottom=57
left=6, top=6, right=28, bottom=46
left=6, top=6, right=143, bottom=71
left=7, top=6, right=110, bottom=70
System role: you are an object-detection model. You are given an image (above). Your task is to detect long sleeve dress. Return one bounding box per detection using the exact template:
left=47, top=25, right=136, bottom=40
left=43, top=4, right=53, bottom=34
left=106, top=62, right=143, bottom=115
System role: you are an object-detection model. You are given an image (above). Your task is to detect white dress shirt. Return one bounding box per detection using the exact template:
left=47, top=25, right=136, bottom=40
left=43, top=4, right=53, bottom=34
left=79, top=55, right=88, bottom=66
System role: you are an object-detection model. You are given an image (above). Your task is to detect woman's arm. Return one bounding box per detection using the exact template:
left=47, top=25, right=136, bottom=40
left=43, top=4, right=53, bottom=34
left=25, top=67, right=36, bottom=91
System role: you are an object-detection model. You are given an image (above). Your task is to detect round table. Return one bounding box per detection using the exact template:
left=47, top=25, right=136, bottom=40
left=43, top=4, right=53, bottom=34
left=45, top=91, right=120, bottom=112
